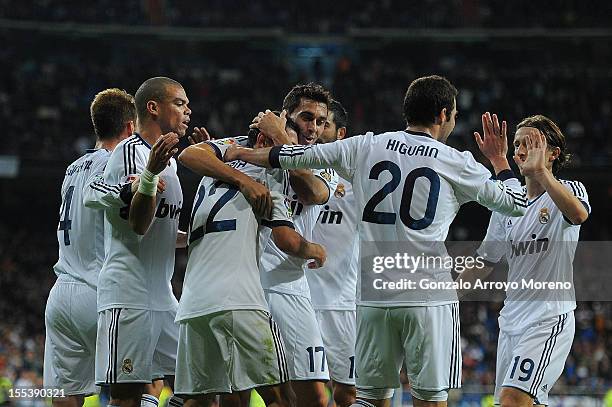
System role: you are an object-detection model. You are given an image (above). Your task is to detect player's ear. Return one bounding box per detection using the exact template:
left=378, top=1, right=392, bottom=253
left=256, top=133, right=268, bottom=148
left=147, top=100, right=158, bottom=117
left=337, top=127, right=347, bottom=140
left=126, top=120, right=135, bottom=135
left=435, top=108, right=446, bottom=125
left=548, top=146, right=561, bottom=163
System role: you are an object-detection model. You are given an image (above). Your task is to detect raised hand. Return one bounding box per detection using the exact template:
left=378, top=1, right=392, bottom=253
left=147, top=132, right=180, bottom=174
left=474, top=112, right=508, bottom=162
left=518, top=132, right=547, bottom=177
left=250, top=109, right=292, bottom=145
left=189, top=127, right=212, bottom=145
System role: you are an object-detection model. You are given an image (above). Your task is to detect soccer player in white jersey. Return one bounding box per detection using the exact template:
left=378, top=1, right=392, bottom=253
left=44, top=88, right=136, bottom=407
left=309, top=100, right=358, bottom=407
left=174, top=127, right=327, bottom=407
left=462, top=115, right=589, bottom=407
left=255, top=84, right=339, bottom=407
left=93, top=77, right=192, bottom=407
left=227, top=75, right=531, bottom=407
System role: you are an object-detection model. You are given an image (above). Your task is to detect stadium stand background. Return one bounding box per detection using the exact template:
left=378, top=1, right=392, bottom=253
left=0, top=2, right=610, bottom=405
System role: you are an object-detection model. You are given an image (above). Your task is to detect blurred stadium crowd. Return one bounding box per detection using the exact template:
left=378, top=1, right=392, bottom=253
left=2, top=0, right=612, bottom=30
left=0, top=1, right=611, bottom=404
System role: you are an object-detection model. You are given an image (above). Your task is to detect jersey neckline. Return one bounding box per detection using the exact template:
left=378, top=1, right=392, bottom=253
left=133, top=132, right=152, bottom=149
left=404, top=129, right=433, bottom=139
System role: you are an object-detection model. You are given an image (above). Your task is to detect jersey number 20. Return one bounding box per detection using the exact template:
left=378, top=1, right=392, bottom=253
left=362, top=161, right=440, bottom=230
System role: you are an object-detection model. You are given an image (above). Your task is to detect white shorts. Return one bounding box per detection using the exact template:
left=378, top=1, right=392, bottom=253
left=494, top=311, right=575, bottom=406
left=265, top=291, right=330, bottom=381
left=95, top=307, right=178, bottom=384
left=355, top=304, right=461, bottom=401
left=175, top=310, right=289, bottom=395
left=44, top=280, right=98, bottom=396
left=315, top=309, right=356, bottom=385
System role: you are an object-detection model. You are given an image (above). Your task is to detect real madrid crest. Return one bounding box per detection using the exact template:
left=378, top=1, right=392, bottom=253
left=122, top=358, right=134, bottom=374
left=539, top=207, right=550, bottom=224
left=334, top=183, right=346, bottom=198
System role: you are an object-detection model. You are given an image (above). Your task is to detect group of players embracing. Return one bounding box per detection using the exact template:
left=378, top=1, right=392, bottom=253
left=44, top=74, right=589, bottom=407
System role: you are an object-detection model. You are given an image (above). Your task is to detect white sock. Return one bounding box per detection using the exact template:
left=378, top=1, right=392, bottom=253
left=141, top=394, right=159, bottom=407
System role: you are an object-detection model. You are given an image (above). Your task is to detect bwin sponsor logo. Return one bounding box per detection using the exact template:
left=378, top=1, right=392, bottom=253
left=290, top=194, right=304, bottom=216
left=318, top=205, right=343, bottom=224
left=155, top=198, right=182, bottom=219
left=510, top=234, right=549, bottom=258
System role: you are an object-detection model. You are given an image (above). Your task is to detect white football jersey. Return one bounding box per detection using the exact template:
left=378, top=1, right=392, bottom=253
left=97, top=134, right=182, bottom=312
left=53, top=149, right=111, bottom=288
left=269, top=130, right=528, bottom=306
left=259, top=167, right=339, bottom=298
left=477, top=180, right=590, bottom=333
left=308, top=178, right=359, bottom=310
left=176, top=138, right=293, bottom=321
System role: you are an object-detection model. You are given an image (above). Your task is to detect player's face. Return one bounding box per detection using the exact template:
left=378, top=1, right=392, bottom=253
left=318, top=112, right=338, bottom=144
left=289, top=98, right=328, bottom=145
left=439, top=99, right=458, bottom=143
left=513, top=127, right=555, bottom=174
left=157, top=85, right=191, bottom=137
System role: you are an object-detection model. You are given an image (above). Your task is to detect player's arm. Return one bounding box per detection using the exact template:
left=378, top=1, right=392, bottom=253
left=129, top=133, right=179, bottom=235
left=226, top=136, right=361, bottom=182
left=270, top=226, right=326, bottom=269
left=176, top=230, right=188, bottom=248
left=520, top=132, right=589, bottom=225
left=455, top=212, right=506, bottom=299
left=178, top=142, right=273, bottom=218
left=288, top=170, right=331, bottom=205
left=469, top=112, right=527, bottom=216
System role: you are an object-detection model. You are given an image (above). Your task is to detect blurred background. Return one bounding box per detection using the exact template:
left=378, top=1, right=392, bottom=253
left=0, top=1, right=610, bottom=406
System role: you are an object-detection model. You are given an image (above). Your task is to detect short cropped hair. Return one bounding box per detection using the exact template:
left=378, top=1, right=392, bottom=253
left=403, top=75, right=458, bottom=126
left=134, top=76, right=182, bottom=120
left=517, top=115, right=571, bottom=174
left=282, top=83, right=331, bottom=115
left=90, top=88, right=136, bottom=140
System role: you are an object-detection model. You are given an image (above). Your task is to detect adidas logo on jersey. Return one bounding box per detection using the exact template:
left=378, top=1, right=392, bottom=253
left=155, top=198, right=182, bottom=219
left=541, top=384, right=548, bottom=392
left=318, top=205, right=343, bottom=224
left=510, top=234, right=549, bottom=258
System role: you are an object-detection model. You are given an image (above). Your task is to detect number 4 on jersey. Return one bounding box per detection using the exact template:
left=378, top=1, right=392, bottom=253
left=59, top=186, right=75, bottom=245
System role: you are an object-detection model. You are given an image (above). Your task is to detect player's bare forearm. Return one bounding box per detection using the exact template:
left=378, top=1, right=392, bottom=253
left=129, top=192, right=156, bottom=235
left=455, top=264, right=494, bottom=299
left=289, top=170, right=329, bottom=205
left=534, top=171, right=589, bottom=224
left=179, top=144, right=253, bottom=187
left=271, top=226, right=326, bottom=267
left=489, top=157, right=511, bottom=176
left=226, top=146, right=273, bottom=168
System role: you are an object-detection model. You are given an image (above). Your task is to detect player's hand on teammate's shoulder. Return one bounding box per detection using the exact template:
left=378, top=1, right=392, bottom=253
left=307, top=243, right=327, bottom=269
left=517, top=131, right=547, bottom=177
left=239, top=176, right=273, bottom=219
left=147, top=132, right=180, bottom=174
left=474, top=112, right=508, bottom=163
left=189, top=126, right=212, bottom=145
